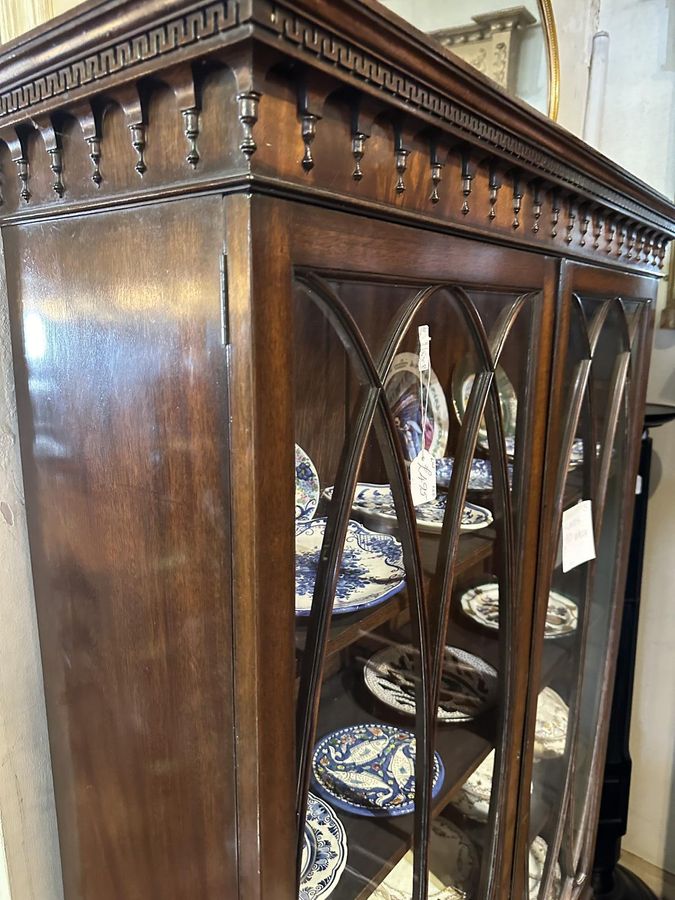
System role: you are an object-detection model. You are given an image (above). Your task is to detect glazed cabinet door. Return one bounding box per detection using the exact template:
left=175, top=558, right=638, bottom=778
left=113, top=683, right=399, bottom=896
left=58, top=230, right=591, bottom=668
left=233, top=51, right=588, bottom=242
left=512, top=263, right=655, bottom=900
left=286, top=202, right=556, bottom=900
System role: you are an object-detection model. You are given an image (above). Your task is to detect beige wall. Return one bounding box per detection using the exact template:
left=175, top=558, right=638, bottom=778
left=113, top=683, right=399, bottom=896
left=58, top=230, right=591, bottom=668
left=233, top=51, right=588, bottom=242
left=0, top=8, right=78, bottom=900
left=590, top=0, right=675, bottom=876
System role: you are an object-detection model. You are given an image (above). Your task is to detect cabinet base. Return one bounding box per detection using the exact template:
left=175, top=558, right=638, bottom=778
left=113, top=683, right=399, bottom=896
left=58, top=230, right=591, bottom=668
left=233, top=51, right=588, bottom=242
left=592, top=864, right=657, bottom=900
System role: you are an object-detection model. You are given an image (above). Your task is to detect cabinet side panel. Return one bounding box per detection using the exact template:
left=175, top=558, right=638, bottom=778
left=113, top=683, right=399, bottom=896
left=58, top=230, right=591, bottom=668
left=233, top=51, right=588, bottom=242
left=3, top=198, right=238, bottom=900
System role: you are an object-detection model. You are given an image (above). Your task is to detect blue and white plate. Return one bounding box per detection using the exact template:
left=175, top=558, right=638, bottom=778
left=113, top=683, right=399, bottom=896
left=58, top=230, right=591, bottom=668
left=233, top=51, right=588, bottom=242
left=295, top=518, right=406, bottom=616
left=460, top=582, right=578, bottom=639
left=363, top=644, right=498, bottom=723
left=323, top=483, right=493, bottom=535
left=312, top=723, right=444, bottom=817
left=385, top=352, right=449, bottom=461
left=296, top=443, right=321, bottom=522
left=435, top=457, right=514, bottom=492
left=300, top=792, right=348, bottom=900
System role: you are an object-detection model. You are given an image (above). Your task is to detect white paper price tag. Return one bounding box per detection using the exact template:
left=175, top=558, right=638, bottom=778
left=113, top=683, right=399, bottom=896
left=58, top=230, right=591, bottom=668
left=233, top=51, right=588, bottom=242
left=418, top=325, right=430, bottom=373
left=562, top=500, right=596, bottom=573
left=410, top=448, right=437, bottom=507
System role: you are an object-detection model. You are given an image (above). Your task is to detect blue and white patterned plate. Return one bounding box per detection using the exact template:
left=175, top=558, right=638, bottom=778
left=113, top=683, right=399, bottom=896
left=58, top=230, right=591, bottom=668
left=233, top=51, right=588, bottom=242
left=363, top=644, right=498, bottom=723
left=312, top=723, right=444, bottom=817
left=460, top=582, right=578, bottom=639
left=323, top=483, right=493, bottom=535
left=385, top=352, right=449, bottom=461
left=296, top=443, right=321, bottom=522
left=435, top=457, right=514, bottom=492
left=295, top=518, right=406, bottom=616
left=300, top=792, right=348, bottom=900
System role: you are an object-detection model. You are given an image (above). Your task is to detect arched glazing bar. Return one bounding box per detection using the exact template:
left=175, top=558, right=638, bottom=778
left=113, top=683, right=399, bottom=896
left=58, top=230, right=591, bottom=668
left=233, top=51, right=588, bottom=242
left=424, top=290, right=537, bottom=900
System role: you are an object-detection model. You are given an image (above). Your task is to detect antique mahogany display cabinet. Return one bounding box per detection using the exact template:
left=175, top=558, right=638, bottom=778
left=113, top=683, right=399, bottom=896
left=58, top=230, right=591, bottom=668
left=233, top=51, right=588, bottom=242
left=1, top=1, right=674, bottom=899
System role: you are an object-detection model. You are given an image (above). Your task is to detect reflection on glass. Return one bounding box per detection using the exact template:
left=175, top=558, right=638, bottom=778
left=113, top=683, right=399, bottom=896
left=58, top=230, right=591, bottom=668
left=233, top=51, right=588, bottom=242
left=526, top=295, right=642, bottom=897
left=378, top=0, right=549, bottom=114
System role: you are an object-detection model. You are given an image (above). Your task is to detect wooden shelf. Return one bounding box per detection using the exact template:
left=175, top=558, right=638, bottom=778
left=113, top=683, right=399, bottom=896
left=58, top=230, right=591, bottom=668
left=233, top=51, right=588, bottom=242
left=295, top=530, right=495, bottom=668
left=307, top=624, right=573, bottom=898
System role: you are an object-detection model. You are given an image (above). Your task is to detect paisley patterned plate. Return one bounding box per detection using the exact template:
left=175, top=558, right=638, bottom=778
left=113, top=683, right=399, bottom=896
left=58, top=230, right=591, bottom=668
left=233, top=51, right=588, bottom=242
left=363, top=644, right=498, bottom=723
left=323, top=483, right=493, bottom=535
left=296, top=443, right=320, bottom=522
left=529, top=836, right=562, bottom=900
left=312, top=723, right=444, bottom=817
left=295, top=518, right=406, bottom=617
left=534, top=687, right=569, bottom=759
left=435, top=456, right=514, bottom=492
left=300, top=792, right=348, bottom=900
left=459, top=582, right=578, bottom=638
left=385, top=352, right=449, bottom=461
left=368, top=818, right=478, bottom=899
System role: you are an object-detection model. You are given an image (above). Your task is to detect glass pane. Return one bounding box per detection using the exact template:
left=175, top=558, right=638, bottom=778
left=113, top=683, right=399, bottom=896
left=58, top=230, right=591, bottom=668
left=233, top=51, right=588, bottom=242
left=569, top=301, right=643, bottom=862
left=293, top=275, right=541, bottom=900
left=294, top=277, right=427, bottom=900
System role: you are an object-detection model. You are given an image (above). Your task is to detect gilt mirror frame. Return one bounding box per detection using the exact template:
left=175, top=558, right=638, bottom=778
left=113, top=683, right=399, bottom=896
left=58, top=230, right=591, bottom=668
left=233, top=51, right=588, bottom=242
left=427, top=0, right=560, bottom=121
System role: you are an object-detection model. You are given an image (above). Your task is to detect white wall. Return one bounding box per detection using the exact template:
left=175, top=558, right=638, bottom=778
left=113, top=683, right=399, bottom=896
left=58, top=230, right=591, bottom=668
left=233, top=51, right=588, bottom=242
left=0, top=249, right=63, bottom=900
left=589, top=0, right=675, bottom=876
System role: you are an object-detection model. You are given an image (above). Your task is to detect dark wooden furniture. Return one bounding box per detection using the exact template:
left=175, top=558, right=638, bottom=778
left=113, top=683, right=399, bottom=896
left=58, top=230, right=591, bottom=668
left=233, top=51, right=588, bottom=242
left=592, top=403, right=675, bottom=900
left=0, top=2, right=673, bottom=899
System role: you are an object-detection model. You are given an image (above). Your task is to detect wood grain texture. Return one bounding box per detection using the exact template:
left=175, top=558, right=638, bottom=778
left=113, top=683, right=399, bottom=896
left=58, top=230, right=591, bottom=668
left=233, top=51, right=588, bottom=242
left=4, top=197, right=238, bottom=900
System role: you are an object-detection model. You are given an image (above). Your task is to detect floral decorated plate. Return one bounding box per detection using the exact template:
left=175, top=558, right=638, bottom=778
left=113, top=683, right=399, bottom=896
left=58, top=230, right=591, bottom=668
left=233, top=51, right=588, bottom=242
left=529, top=835, right=562, bottom=900
left=363, top=644, right=498, bottom=723
left=534, top=687, right=569, bottom=759
left=300, top=792, right=348, bottom=900
left=459, top=582, right=578, bottom=639
left=449, top=749, right=495, bottom=822
left=435, top=456, right=514, bottom=492
left=385, top=352, right=449, bottom=461
left=312, top=723, right=444, bottom=817
left=323, top=483, right=493, bottom=535
left=295, top=518, right=406, bottom=617
left=296, top=443, right=320, bottom=522
left=451, top=359, right=518, bottom=450
left=368, top=817, right=478, bottom=899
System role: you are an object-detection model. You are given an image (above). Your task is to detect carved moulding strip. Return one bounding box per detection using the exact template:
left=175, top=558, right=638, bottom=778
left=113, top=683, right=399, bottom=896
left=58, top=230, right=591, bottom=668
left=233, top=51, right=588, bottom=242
left=254, top=3, right=674, bottom=237
left=0, top=0, right=671, bottom=242
left=0, top=126, right=31, bottom=202
left=0, top=2, right=240, bottom=121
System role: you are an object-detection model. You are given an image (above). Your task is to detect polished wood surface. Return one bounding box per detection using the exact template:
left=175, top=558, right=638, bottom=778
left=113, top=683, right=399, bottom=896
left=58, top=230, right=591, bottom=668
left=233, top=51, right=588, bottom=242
left=0, top=2, right=672, bottom=899
left=5, top=197, right=239, bottom=900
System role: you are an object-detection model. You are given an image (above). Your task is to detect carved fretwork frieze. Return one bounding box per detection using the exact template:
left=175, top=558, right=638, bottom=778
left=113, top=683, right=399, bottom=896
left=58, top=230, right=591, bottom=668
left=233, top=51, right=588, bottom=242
left=257, top=2, right=673, bottom=237
left=0, top=0, right=672, bottom=265
left=0, top=2, right=239, bottom=121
